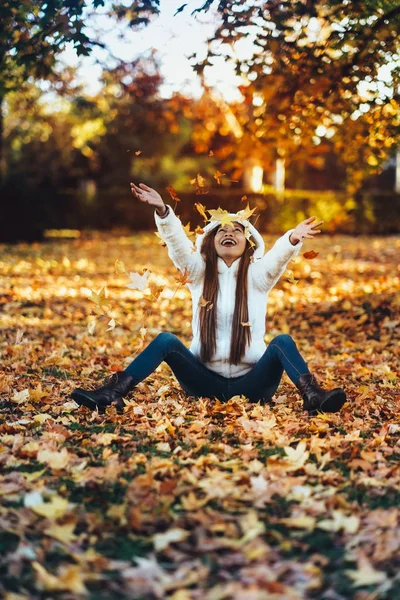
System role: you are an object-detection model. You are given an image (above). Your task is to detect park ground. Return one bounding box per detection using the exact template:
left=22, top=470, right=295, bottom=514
left=0, top=231, right=399, bottom=599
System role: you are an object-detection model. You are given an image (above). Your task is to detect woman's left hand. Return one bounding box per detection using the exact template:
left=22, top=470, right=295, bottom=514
left=290, top=216, right=324, bottom=245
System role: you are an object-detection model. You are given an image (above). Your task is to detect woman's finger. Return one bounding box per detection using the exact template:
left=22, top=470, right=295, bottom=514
left=304, top=216, right=316, bottom=223
left=139, top=183, right=152, bottom=191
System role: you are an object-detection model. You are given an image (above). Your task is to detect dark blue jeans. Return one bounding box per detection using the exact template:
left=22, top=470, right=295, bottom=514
left=124, top=332, right=310, bottom=403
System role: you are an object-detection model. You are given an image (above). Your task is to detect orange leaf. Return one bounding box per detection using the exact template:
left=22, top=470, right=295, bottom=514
left=303, top=250, right=319, bottom=259
left=166, top=186, right=180, bottom=202
left=175, top=267, right=193, bottom=286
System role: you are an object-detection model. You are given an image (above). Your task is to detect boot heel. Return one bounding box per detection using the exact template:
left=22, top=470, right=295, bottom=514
left=320, top=389, right=346, bottom=413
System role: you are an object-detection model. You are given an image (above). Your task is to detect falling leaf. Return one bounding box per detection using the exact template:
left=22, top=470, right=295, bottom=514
left=175, top=267, right=193, bottom=286
left=135, top=150, right=142, bottom=156
left=241, top=195, right=248, bottom=202
left=194, top=202, right=208, bottom=222
left=213, top=170, right=225, bottom=185
left=87, top=315, right=97, bottom=335
left=237, top=203, right=257, bottom=221
left=303, top=250, right=319, bottom=259
left=241, top=321, right=252, bottom=327
left=166, top=186, right=180, bottom=202
left=106, top=318, right=117, bottom=332
left=207, top=207, right=237, bottom=228
left=208, top=150, right=214, bottom=157
left=115, top=259, right=127, bottom=274
left=126, top=269, right=151, bottom=291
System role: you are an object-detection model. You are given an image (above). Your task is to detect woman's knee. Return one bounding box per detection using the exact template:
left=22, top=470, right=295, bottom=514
left=271, top=333, right=294, bottom=345
left=153, top=332, right=181, bottom=351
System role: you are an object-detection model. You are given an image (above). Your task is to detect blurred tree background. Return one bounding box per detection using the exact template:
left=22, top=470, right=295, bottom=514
left=0, top=0, right=399, bottom=242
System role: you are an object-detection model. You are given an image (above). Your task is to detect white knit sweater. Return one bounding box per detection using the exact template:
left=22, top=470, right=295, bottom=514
left=155, top=205, right=303, bottom=377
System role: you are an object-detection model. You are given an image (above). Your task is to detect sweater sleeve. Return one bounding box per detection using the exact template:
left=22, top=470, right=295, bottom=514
left=154, top=205, right=204, bottom=282
left=251, top=229, right=303, bottom=292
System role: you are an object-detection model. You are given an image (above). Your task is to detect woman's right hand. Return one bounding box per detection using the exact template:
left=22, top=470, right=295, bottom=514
left=130, top=182, right=166, bottom=213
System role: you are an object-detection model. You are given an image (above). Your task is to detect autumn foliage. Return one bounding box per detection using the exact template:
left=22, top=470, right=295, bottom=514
left=0, top=231, right=399, bottom=598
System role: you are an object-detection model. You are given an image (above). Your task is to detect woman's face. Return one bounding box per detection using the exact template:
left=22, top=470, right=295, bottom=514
left=214, top=222, right=247, bottom=266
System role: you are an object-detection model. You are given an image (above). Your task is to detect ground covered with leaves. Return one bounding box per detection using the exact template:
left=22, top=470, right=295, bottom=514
left=0, top=230, right=399, bottom=599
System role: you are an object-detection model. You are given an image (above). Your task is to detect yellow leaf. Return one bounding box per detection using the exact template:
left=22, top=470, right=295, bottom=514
left=207, top=207, right=238, bottom=228
left=317, top=510, right=359, bottom=534
left=12, top=389, right=30, bottom=404
left=33, top=562, right=87, bottom=594
left=44, top=522, right=77, bottom=544
left=32, top=495, right=73, bottom=519
left=280, top=516, right=316, bottom=530
left=114, top=259, right=127, bottom=274
left=153, top=528, right=189, bottom=551
left=37, top=448, right=70, bottom=470
left=237, top=203, right=257, bottom=221
left=346, top=552, right=388, bottom=587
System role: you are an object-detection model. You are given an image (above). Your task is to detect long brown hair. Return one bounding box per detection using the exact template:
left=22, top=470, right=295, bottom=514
left=199, top=225, right=255, bottom=365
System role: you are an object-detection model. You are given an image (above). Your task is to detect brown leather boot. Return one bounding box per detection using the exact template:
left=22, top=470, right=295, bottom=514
left=70, top=371, right=136, bottom=413
left=296, top=373, right=346, bottom=415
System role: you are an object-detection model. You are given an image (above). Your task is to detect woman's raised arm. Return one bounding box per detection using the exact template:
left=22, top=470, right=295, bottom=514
left=251, top=217, right=323, bottom=292
left=130, top=182, right=204, bottom=283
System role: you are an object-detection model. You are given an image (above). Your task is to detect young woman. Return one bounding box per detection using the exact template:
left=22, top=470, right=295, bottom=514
left=71, top=182, right=346, bottom=415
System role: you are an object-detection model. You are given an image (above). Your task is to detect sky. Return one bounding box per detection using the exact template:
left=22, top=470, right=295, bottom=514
left=60, top=0, right=245, bottom=101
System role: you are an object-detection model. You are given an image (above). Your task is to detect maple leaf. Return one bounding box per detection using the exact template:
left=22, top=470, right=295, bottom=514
left=126, top=269, right=150, bottom=291
left=303, top=250, right=319, bottom=259
left=175, top=267, right=193, bottom=286
left=213, top=170, right=225, bottom=185
left=29, top=382, right=50, bottom=402
left=241, top=195, right=248, bottom=202
left=346, top=552, right=388, bottom=587
left=166, top=185, right=180, bottom=202
left=33, top=563, right=87, bottom=594
left=182, top=222, right=196, bottom=241
left=149, top=283, right=164, bottom=301
left=90, top=287, right=110, bottom=312
left=135, top=150, right=142, bottom=156
left=208, top=150, right=214, bottom=157
left=194, top=202, right=208, bottom=222
left=207, top=207, right=237, bottom=228
left=244, top=227, right=256, bottom=248
left=237, top=202, right=257, bottom=221
left=12, top=389, right=30, bottom=404
left=195, top=225, right=204, bottom=235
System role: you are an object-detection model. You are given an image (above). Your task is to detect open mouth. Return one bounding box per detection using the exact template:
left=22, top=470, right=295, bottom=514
left=221, top=239, right=236, bottom=247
